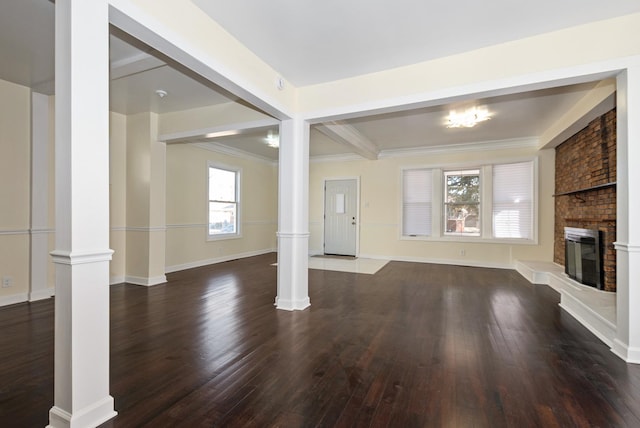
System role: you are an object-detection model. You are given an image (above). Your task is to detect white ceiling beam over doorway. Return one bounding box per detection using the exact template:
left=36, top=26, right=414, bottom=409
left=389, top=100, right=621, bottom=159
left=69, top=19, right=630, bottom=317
left=315, top=121, right=379, bottom=160
left=159, top=118, right=280, bottom=144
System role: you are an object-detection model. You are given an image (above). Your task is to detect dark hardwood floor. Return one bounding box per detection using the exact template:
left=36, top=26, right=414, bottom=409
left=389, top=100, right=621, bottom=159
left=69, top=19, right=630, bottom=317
left=2, top=253, right=640, bottom=427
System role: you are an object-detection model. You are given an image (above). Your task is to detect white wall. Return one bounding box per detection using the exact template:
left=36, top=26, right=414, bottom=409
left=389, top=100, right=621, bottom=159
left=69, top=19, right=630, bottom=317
left=310, top=145, right=555, bottom=268
left=165, top=143, right=278, bottom=272
left=109, top=111, right=127, bottom=283
left=0, top=79, right=31, bottom=306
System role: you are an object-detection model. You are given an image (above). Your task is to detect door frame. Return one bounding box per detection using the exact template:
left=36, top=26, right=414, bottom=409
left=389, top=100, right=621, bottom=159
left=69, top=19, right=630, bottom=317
left=322, top=176, right=360, bottom=257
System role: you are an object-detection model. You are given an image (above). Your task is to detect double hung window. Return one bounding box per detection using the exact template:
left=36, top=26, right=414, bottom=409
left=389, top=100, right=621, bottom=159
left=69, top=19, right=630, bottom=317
left=208, top=164, right=239, bottom=238
left=444, top=169, right=480, bottom=237
left=401, top=160, right=535, bottom=242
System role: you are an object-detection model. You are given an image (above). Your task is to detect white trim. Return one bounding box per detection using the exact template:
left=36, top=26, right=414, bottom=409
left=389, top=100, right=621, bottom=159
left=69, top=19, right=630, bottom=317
left=276, top=232, right=310, bottom=238
left=50, top=250, right=114, bottom=265
left=0, top=293, right=29, bottom=308
left=614, top=242, right=640, bottom=252
left=357, top=253, right=513, bottom=270
left=195, top=142, right=276, bottom=165
left=514, top=260, right=620, bottom=358
left=398, top=235, right=538, bottom=245
left=300, top=58, right=624, bottom=124
left=165, top=248, right=276, bottom=273
left=48, top=396, right=117, bottom=428
left=379, top=137, right=539, bottom=159
left=124, top=275, right=167, bottom=287
left=166, top=221, right=275, bottom=230
left=124, top=226, right=167, bottom=232
left=244, top=220, right=277, bottom=226
left=611, top=340, right=640, bottom=364
left=160, top=118, right=280, bottom=143
left=0, top=229, right=30, bottom=236
left=110, top=276, right=125, bottom=285
left=29, top=288, right=55, bottom=302
left=315, top=122, right=379, bottom=160
left=311, top=153, right=367, bottom=163
left=30, top=228, right=55, bottom=235
left=166, top=223, right=207, bottom=229
left=276, top=297, right=311, bottom=311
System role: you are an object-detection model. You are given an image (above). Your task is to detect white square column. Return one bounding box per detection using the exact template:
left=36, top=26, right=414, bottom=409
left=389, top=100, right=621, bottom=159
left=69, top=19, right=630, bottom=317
left=48, top=1, right=116, bottom=427
left=276, top=118, right=311, bottom=311
left=613, top=59, right=640, bottom=364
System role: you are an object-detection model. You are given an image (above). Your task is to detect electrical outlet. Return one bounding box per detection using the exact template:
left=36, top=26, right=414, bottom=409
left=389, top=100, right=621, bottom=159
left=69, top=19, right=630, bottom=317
left=459, top=249, right=466, bottom=256
left=2, top=276, right=14, bottom=288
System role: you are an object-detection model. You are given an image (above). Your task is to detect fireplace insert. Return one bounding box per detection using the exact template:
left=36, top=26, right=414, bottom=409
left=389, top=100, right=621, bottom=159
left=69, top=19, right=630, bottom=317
left=564, top=227, right=603, bottom=289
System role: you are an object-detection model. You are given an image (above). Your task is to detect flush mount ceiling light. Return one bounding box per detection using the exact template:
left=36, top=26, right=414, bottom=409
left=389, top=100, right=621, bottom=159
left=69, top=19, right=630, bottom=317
left=264, top=129, right=279, bottom=148
left=155, top=89, right=168, bottom=98
left=446, top=106, right=492, bottom=128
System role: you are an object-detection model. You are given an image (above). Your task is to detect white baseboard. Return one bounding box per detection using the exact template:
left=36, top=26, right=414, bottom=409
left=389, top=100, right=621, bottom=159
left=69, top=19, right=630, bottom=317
left=0, top=292, right=29, bottom=308
left=47, top=396, right=116, bottom=428
left=611, top=339, right=640, bottom=364
left=29, top=288, right=55, bottom=302
left=165, top=248, right=276, bottom=274
left=125, top=275, right=167, bottom=287
left=357, top=253, right=513, bottom=270
left=275, top=296, right=311, bottom=311
left=110, top=276, right=125, bottom=285
left=515, top=260, right=626, bottom=362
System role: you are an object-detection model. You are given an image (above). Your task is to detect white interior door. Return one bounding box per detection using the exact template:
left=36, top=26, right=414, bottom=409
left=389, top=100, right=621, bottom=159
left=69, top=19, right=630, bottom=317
left=324, top=179, right=358, bottom=256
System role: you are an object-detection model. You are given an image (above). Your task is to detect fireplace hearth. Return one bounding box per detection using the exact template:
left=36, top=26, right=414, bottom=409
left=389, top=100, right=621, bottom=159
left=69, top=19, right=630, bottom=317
left=564, top=227, right=603, bottom=290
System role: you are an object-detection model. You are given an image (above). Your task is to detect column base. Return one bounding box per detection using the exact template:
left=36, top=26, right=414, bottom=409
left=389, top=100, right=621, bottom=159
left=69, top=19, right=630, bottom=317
left=276, top=232, right=310, bottom=312
left=611, top=339, right=640, bottom=364
left=29, top=288, right=55, bottom=302
left=47, top=396, right=116, bottom=428
left=276, top=296, right=311, bottom=311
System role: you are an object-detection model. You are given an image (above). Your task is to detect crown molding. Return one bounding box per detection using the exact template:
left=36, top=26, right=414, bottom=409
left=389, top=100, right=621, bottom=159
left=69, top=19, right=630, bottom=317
left=310, top=153, right=365, bottom=163
left=193, top=142, right=277, bottom=165
left=378, top=137, right=539, bottom=159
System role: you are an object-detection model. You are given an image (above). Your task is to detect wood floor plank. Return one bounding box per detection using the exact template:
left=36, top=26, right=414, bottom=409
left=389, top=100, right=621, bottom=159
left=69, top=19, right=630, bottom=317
left=2, top=254, right=640, bottom=427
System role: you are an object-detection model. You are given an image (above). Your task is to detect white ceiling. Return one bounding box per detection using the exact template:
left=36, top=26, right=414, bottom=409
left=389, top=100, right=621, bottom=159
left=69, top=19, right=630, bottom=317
left=0, top=1, right=633, bottom=161
left=192, top=0, right=640, bottom=86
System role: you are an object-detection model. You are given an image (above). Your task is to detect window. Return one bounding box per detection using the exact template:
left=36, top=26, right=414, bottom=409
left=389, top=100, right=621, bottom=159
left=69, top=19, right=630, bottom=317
left=208, top=164, right=239, bottom=238
left=492, top=161, right=533, bottom=239
left=444, top=169, right=480, bottom=236
left=400, top=160, right=536, bottom=242
left=402, top=169, right=432, bottom=236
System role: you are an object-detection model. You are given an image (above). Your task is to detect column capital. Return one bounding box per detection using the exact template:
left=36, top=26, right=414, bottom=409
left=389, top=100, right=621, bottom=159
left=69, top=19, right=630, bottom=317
left=50, top=249, right=114, bottom=265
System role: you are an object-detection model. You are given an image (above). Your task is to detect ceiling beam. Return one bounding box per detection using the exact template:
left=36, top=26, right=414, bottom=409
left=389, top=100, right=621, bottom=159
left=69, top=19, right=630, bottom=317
left=315, top=121, right=379, bottom=160
left=539, top=79, right=616, bottom=149
left=110, top=51, right=166, bottom=80
left=159, top=118, right=280, bottom=143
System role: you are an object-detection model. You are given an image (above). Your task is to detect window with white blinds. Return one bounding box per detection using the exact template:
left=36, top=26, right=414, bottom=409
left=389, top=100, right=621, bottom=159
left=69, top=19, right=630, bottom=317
left=492, top=161, right=533, bottom=239
left=402, top=169, right=432, bottom=236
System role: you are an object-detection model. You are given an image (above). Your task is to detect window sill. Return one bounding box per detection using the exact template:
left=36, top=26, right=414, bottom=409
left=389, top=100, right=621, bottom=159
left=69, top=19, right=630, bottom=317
left=207, top=233, right=242, bottom=242
left=400, top=235, right=537, bottom=245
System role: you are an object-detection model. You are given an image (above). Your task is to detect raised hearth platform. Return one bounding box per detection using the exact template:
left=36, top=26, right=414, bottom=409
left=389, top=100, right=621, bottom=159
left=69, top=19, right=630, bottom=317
left=515, top=260, right=616, bottom=347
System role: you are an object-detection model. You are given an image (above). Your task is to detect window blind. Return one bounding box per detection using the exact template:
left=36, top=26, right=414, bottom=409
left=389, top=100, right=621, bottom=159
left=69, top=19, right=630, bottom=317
left=403, top=169, right=432, bottom=236
left=492, top=161, right=533, bottom=239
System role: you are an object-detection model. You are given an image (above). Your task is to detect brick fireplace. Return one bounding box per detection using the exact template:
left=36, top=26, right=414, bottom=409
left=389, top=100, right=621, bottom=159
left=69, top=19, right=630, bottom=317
left=554, top=109, right=616, bottom=292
